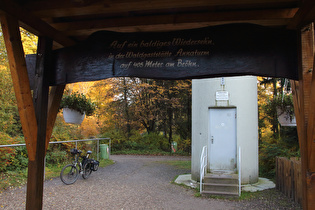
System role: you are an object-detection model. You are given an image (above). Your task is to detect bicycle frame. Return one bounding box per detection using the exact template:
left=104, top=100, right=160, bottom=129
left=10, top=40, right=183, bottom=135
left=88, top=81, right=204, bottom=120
left=60, top=149, right=98, bottom=185
left=73, top=152, right=90, bottom=173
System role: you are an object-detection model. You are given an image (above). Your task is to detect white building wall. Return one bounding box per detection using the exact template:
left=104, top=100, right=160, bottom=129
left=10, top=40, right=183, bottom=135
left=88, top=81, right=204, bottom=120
left=191, top=76, right=258, bottom=184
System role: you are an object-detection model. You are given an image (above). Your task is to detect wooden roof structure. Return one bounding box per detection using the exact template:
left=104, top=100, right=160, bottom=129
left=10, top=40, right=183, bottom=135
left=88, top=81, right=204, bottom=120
left=0, top=0, right=314, bottom=209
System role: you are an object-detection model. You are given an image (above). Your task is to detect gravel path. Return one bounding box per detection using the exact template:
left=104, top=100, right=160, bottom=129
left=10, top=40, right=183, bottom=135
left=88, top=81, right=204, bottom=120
left=0, top=155, right=301, bottom=210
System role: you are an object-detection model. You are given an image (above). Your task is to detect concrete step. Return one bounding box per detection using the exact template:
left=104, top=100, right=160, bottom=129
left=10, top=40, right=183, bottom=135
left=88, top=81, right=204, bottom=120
left=204, top=174, right=238, bottom=185
left=203, top=183, right=238, bottom=193
left=202, top=173, right=239, bottom=197
left=201, top=190, right=239, bottom=197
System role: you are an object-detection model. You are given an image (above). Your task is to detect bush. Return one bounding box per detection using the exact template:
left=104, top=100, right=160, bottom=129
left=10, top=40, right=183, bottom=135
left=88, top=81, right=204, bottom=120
left=259, top=134, right=299, bottom=179
left=101, top=130, right=128, bottom=151
left=141, top=133, right=169, bottom=151
left=6, top=146, right=28, bottom=171
left=172, top=135, right=191, bottom=154
left=102, top=130, right=171, bottom=152
left=46, top=149, right=68, bottom=166
left=0, top=132, right=26, bottom=172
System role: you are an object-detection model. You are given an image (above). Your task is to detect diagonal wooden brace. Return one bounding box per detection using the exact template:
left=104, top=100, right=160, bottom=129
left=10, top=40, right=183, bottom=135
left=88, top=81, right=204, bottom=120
left=0, top=14, right=37, bottom=160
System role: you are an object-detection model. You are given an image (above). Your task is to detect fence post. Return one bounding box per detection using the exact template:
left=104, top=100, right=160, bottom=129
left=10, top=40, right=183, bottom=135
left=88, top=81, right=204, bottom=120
left=97, top=139, right=99, bottom=161
left=276, top=157, right=302, bottom=205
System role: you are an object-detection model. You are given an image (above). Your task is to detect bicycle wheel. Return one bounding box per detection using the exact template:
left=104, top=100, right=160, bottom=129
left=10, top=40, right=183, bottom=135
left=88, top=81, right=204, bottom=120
left=93, top=162, right=99, bottom=171
left=82, top=161, right=92, bottom=179
left=60, top=164, right=79, bottom=185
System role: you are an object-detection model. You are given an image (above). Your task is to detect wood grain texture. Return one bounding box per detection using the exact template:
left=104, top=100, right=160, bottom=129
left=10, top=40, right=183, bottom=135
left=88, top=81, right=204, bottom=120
left=0, top=14, right=37, bottom=161
left=25, top=24, right=298, bottom=87
left=26, top=36, right=52, bottom=210
left=0, top=0, right=76, bottom=47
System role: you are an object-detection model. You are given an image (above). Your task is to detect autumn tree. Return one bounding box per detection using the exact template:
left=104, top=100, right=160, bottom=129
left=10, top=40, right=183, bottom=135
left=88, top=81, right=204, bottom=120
left=0, top=28, right=37, bottom=137
left=90, top=77, right=192, bottom=150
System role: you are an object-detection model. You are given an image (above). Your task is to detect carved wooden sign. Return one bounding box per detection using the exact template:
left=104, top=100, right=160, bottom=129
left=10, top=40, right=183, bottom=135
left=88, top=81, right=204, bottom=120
left=26, top=24, right=298, bottom=87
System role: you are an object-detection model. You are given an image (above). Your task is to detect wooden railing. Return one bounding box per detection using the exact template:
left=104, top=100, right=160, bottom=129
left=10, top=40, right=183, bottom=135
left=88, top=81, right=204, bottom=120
left=276, top=157, right=302, bottom=204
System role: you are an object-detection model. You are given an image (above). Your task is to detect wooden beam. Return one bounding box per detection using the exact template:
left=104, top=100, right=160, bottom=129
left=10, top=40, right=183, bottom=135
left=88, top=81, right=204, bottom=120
left=303, top=24, right=315, bottom=210
left=292, top=23, right=315, bottom=210
left=63, top=19, right=293, bottom=38
left=45, top=85, right=65, bottom=152
left=26, top=36, right=52, bottom=210
left=26, top=0, right=298, bottom=18
left=51, top=8, right=298, bottom=32
left=306, top=25, right=315, bottom=172
left=291, top=80, right=302, bottom=148
left=291, top=27, right=307, bottom=210
left=0, top=14, right=37, bottom=161
left=0, top=0, right=76, bottom=47
left=288, top=0, right=315, bottom=29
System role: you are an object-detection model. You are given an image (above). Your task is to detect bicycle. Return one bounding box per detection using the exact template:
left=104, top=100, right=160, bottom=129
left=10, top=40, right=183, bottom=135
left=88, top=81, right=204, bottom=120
left=60, top=148, right=99, bottom=185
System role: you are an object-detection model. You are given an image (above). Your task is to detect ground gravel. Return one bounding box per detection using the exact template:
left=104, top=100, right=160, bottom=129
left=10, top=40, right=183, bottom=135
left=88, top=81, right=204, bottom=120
left=0, top=155, right=302, bottom=209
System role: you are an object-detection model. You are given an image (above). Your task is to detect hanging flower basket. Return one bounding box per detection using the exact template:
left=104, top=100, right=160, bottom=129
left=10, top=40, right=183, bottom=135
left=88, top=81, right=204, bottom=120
left=60, top=92, right=96, bottom=124
left=63, top=108, right=85, bottom=124
left=272, top=94, right=296, bottom=127
left=277, top=107, right=296, bottom=127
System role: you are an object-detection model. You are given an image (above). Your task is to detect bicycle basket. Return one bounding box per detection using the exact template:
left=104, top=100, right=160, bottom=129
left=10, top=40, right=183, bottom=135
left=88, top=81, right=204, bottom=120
left=70, top=148, right=78, bottom=154
left=91, top=160, right=99, bottom=171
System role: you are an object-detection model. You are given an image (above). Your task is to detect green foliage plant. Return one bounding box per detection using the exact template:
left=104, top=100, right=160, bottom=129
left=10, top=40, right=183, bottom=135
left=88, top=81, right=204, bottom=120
left=0, top=132, right=25, bottom=172
left=60, top=92, right=96, bottom=116
left=6, top=146, right=28, bottom=171
left=45, top=149, right=67, bottom=166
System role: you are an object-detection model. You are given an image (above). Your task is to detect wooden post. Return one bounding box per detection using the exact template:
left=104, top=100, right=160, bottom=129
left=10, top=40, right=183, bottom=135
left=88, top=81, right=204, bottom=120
left=0, top=14, right=64, bottom=209
left=26, top=36, right=52, bottom=210
left=291, top=23, right=315, bottom=210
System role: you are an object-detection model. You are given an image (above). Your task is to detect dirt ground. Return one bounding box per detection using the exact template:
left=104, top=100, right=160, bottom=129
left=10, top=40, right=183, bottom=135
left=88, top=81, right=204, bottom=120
left=0, top=155, right=302, bottom=209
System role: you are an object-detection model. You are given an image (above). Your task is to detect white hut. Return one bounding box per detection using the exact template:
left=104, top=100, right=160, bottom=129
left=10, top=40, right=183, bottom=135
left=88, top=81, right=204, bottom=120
left=191, top=76, right=258, bottom=184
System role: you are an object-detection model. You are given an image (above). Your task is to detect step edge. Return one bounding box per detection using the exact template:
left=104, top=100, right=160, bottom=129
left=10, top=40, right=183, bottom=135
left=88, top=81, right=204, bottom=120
left=201, top=190, right=239, bottom=196
left=204, top=176, right=238, bottom=179
left=203, top=183, right=239, bottom=187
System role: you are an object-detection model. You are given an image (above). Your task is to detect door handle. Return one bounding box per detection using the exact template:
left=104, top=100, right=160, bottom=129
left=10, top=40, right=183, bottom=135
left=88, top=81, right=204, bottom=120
left=211, top=136, right=214, bottom=144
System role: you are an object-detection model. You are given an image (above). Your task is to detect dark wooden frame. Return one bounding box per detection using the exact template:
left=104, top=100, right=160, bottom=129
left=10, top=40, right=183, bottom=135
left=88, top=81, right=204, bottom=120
left=0, top=0, right=315, bottom=209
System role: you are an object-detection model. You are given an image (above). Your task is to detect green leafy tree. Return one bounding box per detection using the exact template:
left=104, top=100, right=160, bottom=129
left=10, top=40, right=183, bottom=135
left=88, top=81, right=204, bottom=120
left=258, top=77, right=299, bottom=178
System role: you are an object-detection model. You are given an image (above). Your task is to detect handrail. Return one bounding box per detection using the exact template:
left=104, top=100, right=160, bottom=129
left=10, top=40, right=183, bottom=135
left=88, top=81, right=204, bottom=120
left=200, top=145, right=207, bottom=193
left=238, top=146, right=242, bottom=196
left=0, top=138, right=111, bottom=161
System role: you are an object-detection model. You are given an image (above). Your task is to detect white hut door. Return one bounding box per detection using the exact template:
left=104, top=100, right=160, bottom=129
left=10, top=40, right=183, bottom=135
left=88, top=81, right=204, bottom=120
left=208, top=108, right=236, bottom=172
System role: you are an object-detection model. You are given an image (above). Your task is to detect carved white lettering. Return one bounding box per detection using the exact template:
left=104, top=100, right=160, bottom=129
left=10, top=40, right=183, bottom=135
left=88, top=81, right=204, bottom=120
left=145, top=61, right=164, bottom=68
left=177, top=59, right=198, bottom=67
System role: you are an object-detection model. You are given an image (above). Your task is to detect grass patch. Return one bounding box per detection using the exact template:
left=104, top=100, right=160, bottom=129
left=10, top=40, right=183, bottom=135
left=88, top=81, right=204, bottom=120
left=238, top=191, right=260, bottom=200
left=160, top=160, right=191, bottom=170
left=194, top=192, right=202, bottom=197
left=201, top=190, right=265, bottom=201
left=0, top=159, right=115, bottom=190
left=99, top=159, right=115, bottom=167
left=112, top=149, right=190, bottom=156
left=0, top=169, right=28, bottom=190
left=112, top=149, right=171, bottom=156
left=45, top=164, right=63, bottom=180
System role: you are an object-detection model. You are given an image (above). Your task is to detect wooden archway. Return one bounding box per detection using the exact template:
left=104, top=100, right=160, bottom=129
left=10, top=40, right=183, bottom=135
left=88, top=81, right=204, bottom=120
left=0, top=0, right=315, bottom=209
